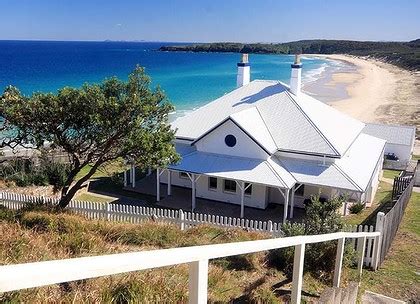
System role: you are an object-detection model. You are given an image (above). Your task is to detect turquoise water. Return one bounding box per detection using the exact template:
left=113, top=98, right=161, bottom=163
left=0, top=41, right=331, bottom=114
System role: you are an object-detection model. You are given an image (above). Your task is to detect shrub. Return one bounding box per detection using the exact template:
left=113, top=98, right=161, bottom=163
left=267, top=223, right=305, bottom=275
left=0, top=205, right=16, bottom=222
left=303, top=195, right=345, bottom=278
left=0, top=155, right=70, bottom=190
left=304, top=194, right=343, bottom=235
left=10, top=173, right=32, bottom=187
left=349, top=202, right=365, bottom=214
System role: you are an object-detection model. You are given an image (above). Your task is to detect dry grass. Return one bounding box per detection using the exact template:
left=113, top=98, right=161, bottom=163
left=0, top=206, right=345, bottom=303
left=0, top=207, right=297, bottom=303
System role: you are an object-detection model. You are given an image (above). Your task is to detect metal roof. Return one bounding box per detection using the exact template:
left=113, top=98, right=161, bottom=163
left=171, top=133, right=385, bottom=192
left=335, top=133, right=386, bottom=192
left=169, top=151, right=296, bottom=189
left=279, top=157, right=361, bottom=192
left=172, top=80, right=365, bottom=157
left=363, top=123, right=416, bottom=147
left=280, top=133, right=386, bottom=192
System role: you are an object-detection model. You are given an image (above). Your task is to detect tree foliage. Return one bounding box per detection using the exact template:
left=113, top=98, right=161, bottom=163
left=0, top=66, right=179, bottom=207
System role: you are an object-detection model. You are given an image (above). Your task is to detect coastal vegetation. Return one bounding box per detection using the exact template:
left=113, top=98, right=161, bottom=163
left=159, top=39, right=420, bottom=71
left=0, top=196, right=356, bottom=302
left=0, top=67, right=179, bottom=208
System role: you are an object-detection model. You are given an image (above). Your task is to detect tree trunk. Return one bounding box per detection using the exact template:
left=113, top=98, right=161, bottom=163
left=58, top=161, right=103, bottom=208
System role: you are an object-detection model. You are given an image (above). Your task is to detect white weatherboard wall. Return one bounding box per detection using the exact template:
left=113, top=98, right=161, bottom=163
left=160, top=173, right=268, bottom=209
left=195, top=119, right=269, bottom=160
left=384, top=143, right=413, bottom=164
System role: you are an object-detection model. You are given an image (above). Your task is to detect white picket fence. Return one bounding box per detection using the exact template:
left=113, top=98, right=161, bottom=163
left=343, top=223, right=376, bottom=268
left=0, top=192, right=294, bottom=237
left=0, top=191, right=377, bottom=267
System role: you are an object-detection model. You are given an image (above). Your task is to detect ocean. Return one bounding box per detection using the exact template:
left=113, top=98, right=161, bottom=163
left=0, top=41, right=341, bottom=116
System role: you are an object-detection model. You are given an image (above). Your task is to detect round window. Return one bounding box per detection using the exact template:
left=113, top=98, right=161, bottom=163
left=225, top=134, right=237, bottom=147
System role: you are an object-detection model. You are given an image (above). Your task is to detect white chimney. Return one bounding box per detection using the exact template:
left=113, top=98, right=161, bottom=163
left=290, top=54, right=302, bottom=95
left=237, top=53, right=250, bottom=87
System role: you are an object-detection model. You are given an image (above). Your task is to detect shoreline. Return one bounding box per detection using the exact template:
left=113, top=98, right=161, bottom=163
left=303, top=54, right=420, bottom=153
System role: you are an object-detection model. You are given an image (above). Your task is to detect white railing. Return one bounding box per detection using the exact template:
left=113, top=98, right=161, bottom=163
left=0, top=191, right=379, bottom=267
left=0, top=191, right=298, bottom=237
left=0, top=230, right=380, bottom=304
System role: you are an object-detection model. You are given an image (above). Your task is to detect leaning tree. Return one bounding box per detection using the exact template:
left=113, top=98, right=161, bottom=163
left=0, top=66, right=179, bottom=207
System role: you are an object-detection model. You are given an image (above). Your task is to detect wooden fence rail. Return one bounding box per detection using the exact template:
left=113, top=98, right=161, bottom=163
left=0, top=191, right=377, bottom=267
left=375, top=174, right=415, bottom=266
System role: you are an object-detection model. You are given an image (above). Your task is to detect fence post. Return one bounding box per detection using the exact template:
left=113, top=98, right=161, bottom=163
left=267, top=220, right=273, bottom=234
left=291, top=243, right=305, bottom=304
left=333, top=237, right=345, bottom=287
left=106, top=203, right=111, bottom=221
left=179, top=209, right=185, bottom=231
left=357, top=236, right=367, bottom=279
left=372, top=212, right=385, bottom=270
left=188, top=259, right=208, bottom=304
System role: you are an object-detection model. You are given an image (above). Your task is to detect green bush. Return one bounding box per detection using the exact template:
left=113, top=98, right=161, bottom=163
left=267, top=223, right=305, bottom=275
left=0, top=205, right=16, bottom=222
left=349, top=202, right=365, bottom=214
left=303, top=195, right=345, bottom=277
left=0, top=155, right=70, bottom=190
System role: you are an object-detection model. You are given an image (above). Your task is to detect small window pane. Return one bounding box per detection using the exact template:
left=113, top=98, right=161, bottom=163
left=209, top=177, right=217, bottom=189
left=224, top=134, right=237, bottom=147
left=244, top=183, right=252, bottom=195
left=224, top=179, right=236, bottom=192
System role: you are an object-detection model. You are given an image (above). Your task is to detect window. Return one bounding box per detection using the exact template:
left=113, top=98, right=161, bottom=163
left=179, top=172, right=189, bottom=179
left=209, top=177, right=217, bottom=190
left=224, top=134, right=237, bottom=147
left=295, top=184, right=304, bottom=196
left=224, top=179, right=237, bottom=193
left=244, top=183, right=252, bottom=196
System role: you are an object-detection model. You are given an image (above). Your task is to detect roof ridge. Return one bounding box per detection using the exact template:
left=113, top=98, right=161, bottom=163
left=332, top=162, right=363, bottom=192
left=254, top=105, right=279, bottom=151
left=285, top=90, right=340, bottom=156
left=264, top=158, right=293, bottom=188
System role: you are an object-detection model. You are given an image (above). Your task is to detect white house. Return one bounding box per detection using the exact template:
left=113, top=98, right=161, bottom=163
left=363, top=123, right=415, bottom=169
left=154, top=54, right=386, bottom=222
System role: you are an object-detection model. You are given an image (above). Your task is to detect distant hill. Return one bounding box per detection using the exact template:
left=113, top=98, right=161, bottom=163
left=159, top=39, right=420, bottom=71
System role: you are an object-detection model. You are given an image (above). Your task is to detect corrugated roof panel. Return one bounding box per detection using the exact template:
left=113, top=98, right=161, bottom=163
left=292, top=93, right=366, bottom=155
left=172, top=80, right=283, bottom=140
left=172, top=80, right=367, bottom=157
left=169, top=151, right=295, bottom=188
left=363, top=123, right=416, bottom=146
left=256, top=94, right=338, bottom=156
left=230, top=107, right=277, bottom=153
left=335, top=133, right=386, bottom=191
left=279, top=157, right=360, bottom=192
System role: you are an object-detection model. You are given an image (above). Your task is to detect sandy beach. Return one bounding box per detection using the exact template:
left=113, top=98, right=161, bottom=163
left=304, top=54, right=420, bottom=153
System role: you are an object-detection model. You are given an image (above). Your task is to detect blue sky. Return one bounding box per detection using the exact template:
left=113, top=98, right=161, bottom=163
left=0, top=0, right=419, bottom=42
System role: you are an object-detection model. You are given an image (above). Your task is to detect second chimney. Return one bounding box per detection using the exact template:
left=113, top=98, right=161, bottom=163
left=290, top=54, right=302, bottom=95
left=237, top=53, right=250, bottom=88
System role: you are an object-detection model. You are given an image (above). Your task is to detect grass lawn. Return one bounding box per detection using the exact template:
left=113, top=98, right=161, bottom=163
left=75, top=192, right=115, bottom=203
left=75, top=160, right=125, bottom=181
left=344, top=191, right=420, bottom=302
left=343, top=181, right=393, bottom=226
left=382, top=169, right=401, bottom=179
